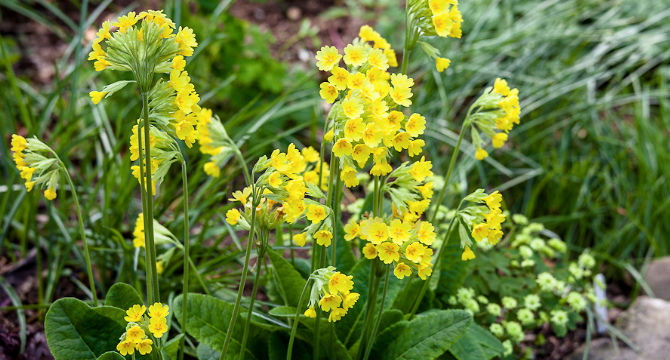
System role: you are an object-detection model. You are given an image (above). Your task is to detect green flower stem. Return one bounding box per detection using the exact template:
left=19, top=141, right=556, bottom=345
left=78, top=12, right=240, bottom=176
left=409, top=199, right=465, bottom=317
left=363, top=265, right=391, bottom=360
left=136, top=116, right=153, bottom=305
left=287, top=278, right=312, bottom=360
left=231, top=146, right=252, bottom=187
left=142, top=92, right=160, bottom=303
left=331, top=161, right=342, bottom=266
left=288, top=224, right=295, bottom=266
left=430, top=110, right=472, bottom=224
left=239, top=243, right=265, bottom=360
left=373, top=176, right=379, bottom=217
left=356, top=259, right=381, bottom=360
left=61, top=165, right=98, bottom=307
left=220, top=190, right=258, bottom=360
left=400, top=0, right=410, bottom=75
left=178, top=162, right=190, bottom=360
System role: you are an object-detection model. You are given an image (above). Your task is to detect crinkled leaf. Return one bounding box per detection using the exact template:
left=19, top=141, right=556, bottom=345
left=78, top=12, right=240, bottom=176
left=173, top=294, right=269, bottom=360
left=105, top=283, right=143, bottom=310
left=161, top=334, right=184, bottom=360
left=45, top=298, right=126, bottom=360
left=449, top=324, right=504, bottom=360
left=369, top=310, right=472, bottom=360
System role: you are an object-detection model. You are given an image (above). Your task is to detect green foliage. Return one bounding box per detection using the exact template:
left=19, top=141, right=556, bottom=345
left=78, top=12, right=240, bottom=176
left=369, top=309, right=472, bottom=360
left=448, top=324, right=505, bottom=360
left=45, top=298, right=125, bottom=360
left=105, top=283, right=143, bottom=310
left=267, top=248, right=306, bottom=307
left=97, top=352, right=125, bottom=360
left=173, top=293, right=271, bottom=360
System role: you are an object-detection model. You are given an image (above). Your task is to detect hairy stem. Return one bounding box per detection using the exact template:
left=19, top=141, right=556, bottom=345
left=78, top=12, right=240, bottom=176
left=363, top=265, right=391, bottom=360
left=287, top=279, right=312, bottom=360
left=239, top=247, right=264, bottom=360
left=142, top=92, right=160, bottom=303
left=178, top=162, right=190, bottom=360
left=136, top=116, right=153, bottom=305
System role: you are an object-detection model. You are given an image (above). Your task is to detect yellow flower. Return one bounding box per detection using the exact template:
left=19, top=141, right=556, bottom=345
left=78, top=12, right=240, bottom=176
left=391, top=73, right=414, bottom=88
left=432, top=13, right=454, bottom=37
left=342, top=166, right=359, bottom=187
left=11, top=134, right=27, bottom=152
left=94, top=20, right=111, bottom=43
left=472, top=223, right=489, bottom=242
left=483, top=191, right=502, bottom=209
left=344, top=118, right=364, bottom=142
left=394, top=263, right=412, bottom=279
left=25, top=181, right=35, bottom=192
left=94, top=57, right=110, bottom=72
left=367, top=48, right=389, bottom=71
left=359, top=25, right=379, bottom=42
left=306, top=204, right=327, bottom=223
left=320, top=82, right=339, bottom=103
left=352, top=144, right=371, bottom=168
left=137, top=339, right=153, bottom=355
left=368, top=222, right=389, bottom=244
left=342, top=292, right=360, bottom=310
left=344, top=221, right=361, bottom=241
left=475, top=147, right=489, bottom=160
left=392, top=132, right=411, bottom=152
left=409, top=156, right=433, bottom=182
left=461, top=246, right=475, bottom=261
left=149, top=317, right=168, bottom=338
left=429, top=0, right=456, bottom=15
left=318, top=292, right=342, bottom=312
left=293, top=233, right=307, bottom=247
left=126, top=325, right=145, bottom=343
left=377, top=242, right=400, bottom=264
left=172, top=55, right=186, bottom=72
left=44, top=187, right=57, bottom=201
left=328, top=67, right=349, bottom=90
left=492, top=133, right=508, bottom=148
left=347, top=72, right=366, bottom=90
left=436, top=57, right=451, bottom=72
left=89, top=91, right=107, bottom=105
left=418, top=265, right=433, bottom=280
left=148, top=302, right=169, bottom=319
left=204, top=162, right=220, bottom=178
left=405, top=242, right=426, bottom=263
left=304, top=306, right=317, bottom=318
left=362, top=124, right=383, bottom=148
left=156, top=261, right=164, bottom=275
left=328, top=307, right=347, bottom=322
left=315, top=46, right=342, bottom=71
left=116, top=340, right=135, bottom=356
left=302, top=146, right=320, bottom=163
left=343, top=44, right=367, bottom=67
left=175, top=26, right=198, bottom=56
left=417, top=222, right=436, bottom=245
left=324, top=128, right=334, bottom=142
left=124, top=304, right=146, bottom=322
left=341, top=97, right=364, bottom=119
left=229, top=187, right=252, bottom=205
left=328, top=272, right=354, bottom=295
left=362, top=243, right=378, bottom=259
left=370, top=161, right=393, bottom=176
left=315, top=230, right=333, bottom=247
left=226, top=209, right=241, bottom=225
left=87, top=43, right=105, bottom=61
left=389, top=219, right=411, bottom=245
left=333, top=139, right=353, bottom=158
left=488, top=229, right=503, bottom=245
left=485, top=209, right=506, bottom=230
left=390, top=86, right=413, bottom=107
left=493, top=78, right=510, bottom=96
left=384, top=49, right=398, bottom=67
left=112, top=12, right=139, bottom=33
left=405, top=113, right=426, bottom=137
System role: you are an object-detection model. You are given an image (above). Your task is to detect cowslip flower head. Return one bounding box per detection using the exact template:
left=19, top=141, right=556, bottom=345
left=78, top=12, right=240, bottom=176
left=304, top=267, right=359, bottom=322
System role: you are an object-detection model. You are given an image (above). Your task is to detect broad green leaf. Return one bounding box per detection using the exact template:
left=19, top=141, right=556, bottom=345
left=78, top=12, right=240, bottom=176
left=296, top=319, right=353, bottom=360
left=268, top=306, right=298, bottom=317
left=267, top=248, right=307, bottom=307
left=105, top=283, right=143, bottom=310
left=197, top=343, right=219, bottom=360
left=449, top=324, right=503, bottom=360
left=97, top=352, right=125, bottom=360
left=173, top=293, right=268, bottom=360
left=45, top=298, right=126, bottom=360
left=162, top=334, right=184, bottom=360
left=369, top=309, right=472, bottom=360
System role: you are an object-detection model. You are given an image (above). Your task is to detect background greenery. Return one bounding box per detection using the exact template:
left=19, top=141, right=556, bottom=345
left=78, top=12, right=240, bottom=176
left=0, top=0, right=669, bottom=357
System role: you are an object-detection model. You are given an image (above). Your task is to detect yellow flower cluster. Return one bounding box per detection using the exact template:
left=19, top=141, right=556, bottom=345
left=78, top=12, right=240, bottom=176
left=346, top=216, right=436, bottom=280
left=10, top=134, right=59, bottom=200
left=128, top=123, right=176, bottom=195
left=304, top=269, right=360, bottom=323
left=116, top=303, right=169, bottom=356
left=429, top=0, right=464, bottom=39
left=463, top=191, right=506, bottom=260
left=226, top=143, right=329, bottom=234
left=315, top=28, right=428, bottom=181
left=475, top=78, right=521, bottom=160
